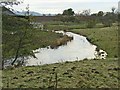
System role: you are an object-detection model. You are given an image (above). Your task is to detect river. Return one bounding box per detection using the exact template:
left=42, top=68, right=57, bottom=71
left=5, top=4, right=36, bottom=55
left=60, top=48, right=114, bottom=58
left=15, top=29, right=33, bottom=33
left=25, top=31, right=97, bottom=66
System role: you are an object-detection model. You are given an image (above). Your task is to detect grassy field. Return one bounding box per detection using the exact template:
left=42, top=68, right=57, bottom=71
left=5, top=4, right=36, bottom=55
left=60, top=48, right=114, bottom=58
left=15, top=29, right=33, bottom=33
left=43, top=21, right=110, bottom=30
left=2, top=58, right=119, bottom=88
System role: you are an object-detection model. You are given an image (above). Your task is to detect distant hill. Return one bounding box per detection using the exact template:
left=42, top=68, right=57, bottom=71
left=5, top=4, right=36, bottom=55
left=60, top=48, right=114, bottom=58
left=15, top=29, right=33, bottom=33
left=13, top=11, right=56, bottom=16
left=13, top=11, right=43, bottom=16
left=0, top=6, right=56, bottom=16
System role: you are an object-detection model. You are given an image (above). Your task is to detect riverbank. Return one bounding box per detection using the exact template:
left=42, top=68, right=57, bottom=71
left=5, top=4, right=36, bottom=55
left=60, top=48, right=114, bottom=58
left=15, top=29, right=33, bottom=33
left=2, top=58, right=119, bottom=88
left=69, top=25, right=118, bottom=58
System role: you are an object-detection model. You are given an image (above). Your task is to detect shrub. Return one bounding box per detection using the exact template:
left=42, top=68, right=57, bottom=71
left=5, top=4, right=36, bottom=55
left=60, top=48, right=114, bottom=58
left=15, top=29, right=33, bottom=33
left=102, top=19, right=112, bottom=27
left=86, top=20, right=96, bottom=28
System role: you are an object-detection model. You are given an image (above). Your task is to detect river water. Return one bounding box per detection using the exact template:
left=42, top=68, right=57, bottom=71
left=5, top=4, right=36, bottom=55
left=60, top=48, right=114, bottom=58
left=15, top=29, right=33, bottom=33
left=26, top=31, right=97, bottom=66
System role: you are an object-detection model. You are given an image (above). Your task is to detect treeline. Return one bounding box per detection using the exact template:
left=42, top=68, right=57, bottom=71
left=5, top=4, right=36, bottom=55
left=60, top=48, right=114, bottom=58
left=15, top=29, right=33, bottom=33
left=55, top=8, right=118, bottom=28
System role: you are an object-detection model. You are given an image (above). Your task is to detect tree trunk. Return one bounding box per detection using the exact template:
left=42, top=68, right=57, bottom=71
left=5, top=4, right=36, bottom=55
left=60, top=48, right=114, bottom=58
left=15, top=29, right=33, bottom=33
left=11, top=31, right=26, bottom=65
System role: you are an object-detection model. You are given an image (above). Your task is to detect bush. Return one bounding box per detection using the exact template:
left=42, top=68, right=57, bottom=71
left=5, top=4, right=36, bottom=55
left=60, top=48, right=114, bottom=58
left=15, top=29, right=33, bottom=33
left=86, top=20, right=96, bottom=28
left=58, top=16, right=76, bottom=22
left=102, top=20, right=112, bottom=27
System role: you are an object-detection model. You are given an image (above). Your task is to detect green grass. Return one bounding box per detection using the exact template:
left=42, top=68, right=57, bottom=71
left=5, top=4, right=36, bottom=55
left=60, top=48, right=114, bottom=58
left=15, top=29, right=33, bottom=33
left=2, top=58, right=119, bottom=88
left=44, top=22, right=90, bottom=30
left=46, top=24, right=87, bottom=30
left=69, top=26, right=118, bottom=58
left=43, top=21, right=117, bottom=30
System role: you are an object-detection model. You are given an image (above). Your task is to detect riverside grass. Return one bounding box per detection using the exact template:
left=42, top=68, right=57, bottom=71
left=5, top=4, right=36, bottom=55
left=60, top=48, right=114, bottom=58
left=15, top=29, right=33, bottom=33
left=69, top=25, right=118, bottom=58
left=2, top=59, right=119, bottom=88
left=2, top=24, right=119, bottom=88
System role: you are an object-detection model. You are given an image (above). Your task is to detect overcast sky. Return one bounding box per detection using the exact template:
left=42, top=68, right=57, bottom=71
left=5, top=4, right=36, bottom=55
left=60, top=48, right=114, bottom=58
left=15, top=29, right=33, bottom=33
left=11, top=0, right=119, bottom=14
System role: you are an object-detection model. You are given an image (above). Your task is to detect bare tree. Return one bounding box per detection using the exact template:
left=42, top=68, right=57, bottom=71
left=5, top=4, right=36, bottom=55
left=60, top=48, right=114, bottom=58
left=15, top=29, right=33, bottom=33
left=1, top=1, right=33, bottom=66
left=11, top=4, right=30, bottom=66
left=81, top=9, right=91, bottom=16
left=97, top=11, right=104, bottom=16
left=1, top=0, right=23, bottom=69
left=111, top=7, right=116, bottom=13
